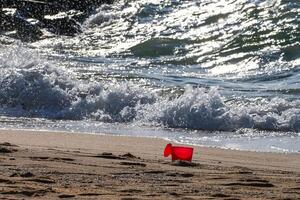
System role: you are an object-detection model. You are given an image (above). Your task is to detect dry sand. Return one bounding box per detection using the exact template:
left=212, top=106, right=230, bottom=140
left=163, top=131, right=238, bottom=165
left=0, top=129, right=299, bottom=199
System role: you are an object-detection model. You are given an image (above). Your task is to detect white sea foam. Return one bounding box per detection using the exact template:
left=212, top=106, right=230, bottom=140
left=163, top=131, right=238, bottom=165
left=1, top=45, right=300, bottom=133
left=138, top=87, right=300, bottom=132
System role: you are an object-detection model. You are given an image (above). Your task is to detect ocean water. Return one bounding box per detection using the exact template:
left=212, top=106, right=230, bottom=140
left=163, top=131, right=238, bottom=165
left=1, top=0, right=300, bottom=153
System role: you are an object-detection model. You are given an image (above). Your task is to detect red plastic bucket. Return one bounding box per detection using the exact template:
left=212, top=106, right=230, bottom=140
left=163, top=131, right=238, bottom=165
left=164, top=143, right=194, bottom=162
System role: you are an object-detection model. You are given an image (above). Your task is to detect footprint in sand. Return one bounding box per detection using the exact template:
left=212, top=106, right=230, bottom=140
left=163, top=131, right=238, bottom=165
left=211, top=193, right=231, bottom=198
left=120, top=161, right=146, bottom=167
left=1, top=189, right=50, bottom=197
left=223, top=182, right=274, bottom=187
left=24, top=178, right=56, bottom=184
left=78, top=192, right=104, bottom=196
left=0, top=147, right=14, bottom=153
left=0, top=178, right=15, bottom=184
left=10, top=171, right=35, bottom=177
left=166, top=172, right=194, bottom=178
left=0, top=142, right=18, bottom=147
left=29, top=156, right=75, bottom=162
left=58, top=194, right=76, bottom=198
left=0, top=142, right=18, bottom=154
left=93, top=152, right=139, bottom=160
left=144, top=170, right=165, bottom=174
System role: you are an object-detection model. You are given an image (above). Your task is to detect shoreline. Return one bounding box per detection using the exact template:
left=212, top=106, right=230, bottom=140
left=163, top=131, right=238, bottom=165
left=0, top=128, right=299, bottom=171
left=0, top=127, right=299, bottom=154
left=0, top=129, right=299, bottom=199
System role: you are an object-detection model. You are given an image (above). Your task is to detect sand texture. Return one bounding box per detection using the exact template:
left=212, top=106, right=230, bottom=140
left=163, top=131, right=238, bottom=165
left=0, top=129, right=299, bottom=199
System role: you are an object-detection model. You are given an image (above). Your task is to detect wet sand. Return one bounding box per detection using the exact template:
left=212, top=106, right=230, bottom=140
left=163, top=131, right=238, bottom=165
left=0, top=129, right=299, bottom=199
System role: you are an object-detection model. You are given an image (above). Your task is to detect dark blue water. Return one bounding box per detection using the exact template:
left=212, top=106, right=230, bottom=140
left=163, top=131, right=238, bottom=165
left=0, top=0, right=300, bottom=152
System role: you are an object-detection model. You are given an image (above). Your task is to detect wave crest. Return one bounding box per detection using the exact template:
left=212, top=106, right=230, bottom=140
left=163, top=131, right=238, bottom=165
left=1, top=46, right=300, bottom=132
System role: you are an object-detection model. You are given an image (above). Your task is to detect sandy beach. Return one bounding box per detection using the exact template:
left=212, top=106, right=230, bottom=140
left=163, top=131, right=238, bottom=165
left=0, top=129, right=299, bottom=199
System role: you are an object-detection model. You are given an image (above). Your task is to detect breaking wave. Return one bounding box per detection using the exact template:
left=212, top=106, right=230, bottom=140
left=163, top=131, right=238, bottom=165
left=1, top=46, right=300, bottom=132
